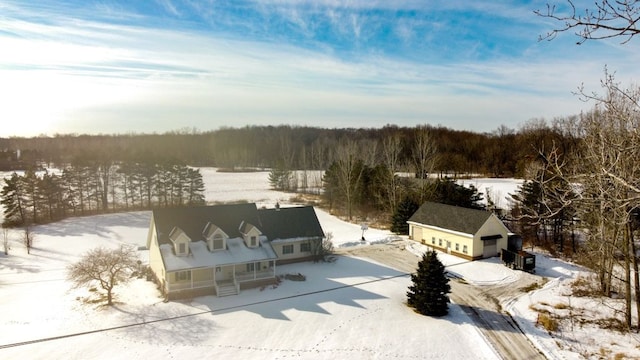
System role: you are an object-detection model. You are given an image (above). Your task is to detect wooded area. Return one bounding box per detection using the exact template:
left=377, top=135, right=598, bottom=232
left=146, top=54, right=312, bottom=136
left=0, top=122, right=573, bottom=177
left=1, top=162, right=205, bottom=226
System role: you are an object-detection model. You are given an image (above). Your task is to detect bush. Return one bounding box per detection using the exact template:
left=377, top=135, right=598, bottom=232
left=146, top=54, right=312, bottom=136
left=312, top=233, right=335, bottom=263
left=537, top=313, right=558, bottom=332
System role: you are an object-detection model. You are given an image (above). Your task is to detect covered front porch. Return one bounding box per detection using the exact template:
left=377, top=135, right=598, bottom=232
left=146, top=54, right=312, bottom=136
left=166, top=259, right=277, bottom=296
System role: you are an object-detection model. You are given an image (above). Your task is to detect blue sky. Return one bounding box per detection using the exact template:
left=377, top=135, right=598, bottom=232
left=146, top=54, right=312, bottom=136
left=1, top=0, right=639, bottom=137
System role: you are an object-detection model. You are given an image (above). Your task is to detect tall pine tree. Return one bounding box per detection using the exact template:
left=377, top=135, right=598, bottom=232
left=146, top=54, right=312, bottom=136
left=391, top=197, right=419, bottom=234
left=407, top=250, right=451, bottom=316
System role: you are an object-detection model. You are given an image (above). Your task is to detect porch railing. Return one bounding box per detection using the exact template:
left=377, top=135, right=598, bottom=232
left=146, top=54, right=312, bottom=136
left=235, top=269, right=275, bottom=282
left=167, top=279, right=215, bottom=292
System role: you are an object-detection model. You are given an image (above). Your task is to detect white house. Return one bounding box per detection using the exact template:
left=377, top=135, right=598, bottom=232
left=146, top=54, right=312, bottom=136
left=407, top=202, right=509, bottom=260
left=147, top=203, right=325, bottom=299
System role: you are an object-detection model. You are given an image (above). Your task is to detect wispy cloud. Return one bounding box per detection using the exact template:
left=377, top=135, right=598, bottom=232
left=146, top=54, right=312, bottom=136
left=1, top=0, right=639, bottom=137
left=156, top=0, right=181, bottom=17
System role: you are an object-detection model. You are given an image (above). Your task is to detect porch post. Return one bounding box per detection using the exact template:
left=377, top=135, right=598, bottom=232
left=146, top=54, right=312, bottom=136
left=253, top=262, right=257, bottom=280
left=190, top=270, right=193, bottom=289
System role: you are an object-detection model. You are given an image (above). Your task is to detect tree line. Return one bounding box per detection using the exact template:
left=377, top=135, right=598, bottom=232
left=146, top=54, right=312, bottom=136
left=0, top=122, right=577, bottom=178
left=1, top=160, right=205, bottom=227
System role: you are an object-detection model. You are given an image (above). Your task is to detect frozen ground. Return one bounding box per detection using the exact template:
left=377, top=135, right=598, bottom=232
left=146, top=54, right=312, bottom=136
left=0, top=213, right=499, bottom=359
left=458, top=177, right=524, bottom=209
left=1, top=169, right=639, bottom=359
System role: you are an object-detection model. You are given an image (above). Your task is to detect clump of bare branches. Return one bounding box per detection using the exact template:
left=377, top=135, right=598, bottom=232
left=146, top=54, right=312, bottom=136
left=68, top=246, right=139, bottom=306
left=536, top=0, right=640, bottom=44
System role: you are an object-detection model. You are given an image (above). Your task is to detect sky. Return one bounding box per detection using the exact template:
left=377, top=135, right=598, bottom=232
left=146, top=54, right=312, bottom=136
left=1, top=0, right=639, bottom=137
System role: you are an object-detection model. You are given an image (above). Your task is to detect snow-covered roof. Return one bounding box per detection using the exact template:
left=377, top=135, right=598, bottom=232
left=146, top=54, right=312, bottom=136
left=152, top=203, right=324, bottom=271
left=160, top=236, right=277, bottom=272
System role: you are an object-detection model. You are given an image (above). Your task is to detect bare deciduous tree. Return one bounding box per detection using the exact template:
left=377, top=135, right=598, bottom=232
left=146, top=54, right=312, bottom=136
left=382, top=132, right=403, bottom=212
left=535, top=0, right=640, bottom=329
left=23, top=225, right=35, bottom=254
left=68, top=246, right=139, bottom=305
left=525, top=73, right=640, bottom=329
left=536, top=0, right=640, bottom=44
left=2, top=226, right=9, bottom=255
left=333, top=139, right=365, bottom=220
left=577, top=73, right=640, bottom=328
left=413, top=126, right=438, bottom=202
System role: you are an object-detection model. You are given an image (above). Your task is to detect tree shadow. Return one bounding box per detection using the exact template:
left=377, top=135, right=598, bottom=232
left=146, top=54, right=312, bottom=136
left=108, top=303, right=218, bottom=346
left=33, top=211, right=151, bottom=240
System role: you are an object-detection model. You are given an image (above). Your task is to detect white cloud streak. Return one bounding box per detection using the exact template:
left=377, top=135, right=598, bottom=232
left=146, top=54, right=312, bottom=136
left=1, top=1, right=639, bottom=137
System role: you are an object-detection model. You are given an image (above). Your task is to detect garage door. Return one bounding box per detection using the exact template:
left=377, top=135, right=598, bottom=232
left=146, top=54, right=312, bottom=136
left=482, top=239, right=497, bottom=258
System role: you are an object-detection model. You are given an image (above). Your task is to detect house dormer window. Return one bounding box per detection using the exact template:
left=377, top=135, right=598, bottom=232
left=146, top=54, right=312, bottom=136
left=203, top=222, right=228, bottom=252
left=169, top=227, right=190, bottom=256
left=213, top=234, right=224, bottom=250
left=239, top=221, right=262, bottom=248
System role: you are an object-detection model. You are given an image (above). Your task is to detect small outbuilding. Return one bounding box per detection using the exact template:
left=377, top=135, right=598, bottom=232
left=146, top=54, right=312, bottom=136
left=407, top=202, right=509, bottom=261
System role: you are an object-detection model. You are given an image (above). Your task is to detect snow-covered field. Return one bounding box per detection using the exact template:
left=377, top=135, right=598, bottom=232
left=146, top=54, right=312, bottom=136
left=1, top=169, right=639, bottom=359
left=458, top=177, right=523, bottom=209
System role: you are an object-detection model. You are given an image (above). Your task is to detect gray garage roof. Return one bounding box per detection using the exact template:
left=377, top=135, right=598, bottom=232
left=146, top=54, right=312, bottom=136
left=408, top=202, right=492, bottom=235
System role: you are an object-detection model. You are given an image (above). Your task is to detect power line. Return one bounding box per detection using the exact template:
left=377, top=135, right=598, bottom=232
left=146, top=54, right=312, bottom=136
left=0, top=272, right=411, bottom=350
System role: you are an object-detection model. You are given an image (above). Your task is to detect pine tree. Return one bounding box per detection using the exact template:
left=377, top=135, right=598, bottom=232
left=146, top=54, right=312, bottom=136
left=407, top=250, right=451, bottom=316
left=186, top=168, right=206, bottom=205
left=391, top=197, right=419, bottom=234
left=268, top=167, right=292, bottom=191
left=1, top=173, right=26, bottom=226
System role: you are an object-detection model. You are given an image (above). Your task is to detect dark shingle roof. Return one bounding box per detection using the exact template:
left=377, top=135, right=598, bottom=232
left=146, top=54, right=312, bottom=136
left=152, top=203, right=324, bottom=245
left=152, top=203, right=259, bottom=246
left=258, top=206, right=325, bottom=240
left=408, top=202, right=492, bottom=235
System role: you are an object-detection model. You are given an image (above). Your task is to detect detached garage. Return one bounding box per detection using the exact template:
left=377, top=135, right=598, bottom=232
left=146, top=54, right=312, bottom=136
left=407, top=202, right=509, bottom=261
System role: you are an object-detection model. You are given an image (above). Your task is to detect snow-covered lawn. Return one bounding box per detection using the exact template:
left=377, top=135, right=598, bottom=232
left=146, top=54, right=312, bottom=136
left=1, top=168, right=639, bottom=359
left=0, top=210, right=499, bottom=359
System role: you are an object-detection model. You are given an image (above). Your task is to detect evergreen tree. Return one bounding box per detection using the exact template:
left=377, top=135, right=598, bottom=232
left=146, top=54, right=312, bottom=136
left=185, top=168, right=206, bottom=205
left=268, top=167, right=293, bottom=191
left=432, top=178, right=484, bottom=209
left=407, top=250, right=451, bottom=316
left=391, top=197, right=419, bottom=234
left=1, top=173, right=26, bottom=226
